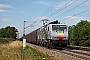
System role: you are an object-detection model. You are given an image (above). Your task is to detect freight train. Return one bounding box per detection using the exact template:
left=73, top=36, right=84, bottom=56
left=20, top=20, right=69, bottom=48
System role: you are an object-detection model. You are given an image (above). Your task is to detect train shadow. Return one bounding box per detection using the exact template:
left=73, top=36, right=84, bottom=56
left=27, top=42, right=68, bottom=51
left=53, top=47, right=66, bottom=50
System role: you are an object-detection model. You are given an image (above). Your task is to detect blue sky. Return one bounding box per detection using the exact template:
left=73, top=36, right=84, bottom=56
left=0, top=0, right=90, bottom=37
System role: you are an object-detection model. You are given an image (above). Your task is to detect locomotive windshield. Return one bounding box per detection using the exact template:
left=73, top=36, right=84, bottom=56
left=52, top=25, right=67, bottom=31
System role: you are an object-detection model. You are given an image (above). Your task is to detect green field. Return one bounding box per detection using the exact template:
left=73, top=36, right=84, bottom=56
left=0, top=41, right=56, bottom=60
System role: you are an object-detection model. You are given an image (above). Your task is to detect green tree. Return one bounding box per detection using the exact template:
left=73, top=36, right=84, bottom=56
left=69, top=20, right=90, bottom=47
left=0, top=26, right=18, bottom=39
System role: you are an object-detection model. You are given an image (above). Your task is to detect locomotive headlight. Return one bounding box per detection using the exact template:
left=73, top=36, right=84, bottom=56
left=64, top=37, right=66, bottom=39
left=64, top=37, right=68, bottom=40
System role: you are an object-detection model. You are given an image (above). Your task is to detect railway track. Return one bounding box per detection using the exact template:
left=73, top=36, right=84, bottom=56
left=67, top=46, right=90, bottom=51
left=28, top=43, right=90, bottom=60
left=58, top=50, right=90, bottom=60
left=65, top=49, right=90, bottom=56
left=53, top=46, right=90, bottom=60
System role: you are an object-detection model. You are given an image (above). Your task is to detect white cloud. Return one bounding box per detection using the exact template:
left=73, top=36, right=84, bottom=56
left=63, top=16, right=88, bottom=25
left=32, top=2, right=50, bottom=6
left=30, top=16, right=48, bottom=21
left=19, top=11, right=25, bottom=13
left=32, top=0, right=90, bottom=10
left=0, top=4, right=13, bottom=13
left=0, top=9, right=7, bottom=12
left=32, top=1, right=73, bottom=10
left=65, top=16, right=84, bottom=22
left=1, top=18, right=11, bottom=22
left=32, top=1, right=71, bottom=10
left=65, top=16, right=83, bottom=20
left=0, top=4, right=13, bottom=8
left=54, top=0, right=80, bottom=9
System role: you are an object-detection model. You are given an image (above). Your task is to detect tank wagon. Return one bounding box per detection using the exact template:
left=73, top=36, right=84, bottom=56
left=21, top=20, right=69, bottom=48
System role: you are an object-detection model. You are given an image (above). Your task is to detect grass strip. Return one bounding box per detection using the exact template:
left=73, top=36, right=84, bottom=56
left=0, top=45, right=51, bottom=60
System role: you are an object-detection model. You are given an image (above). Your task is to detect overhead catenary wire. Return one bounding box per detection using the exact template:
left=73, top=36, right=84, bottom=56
left=26, top=0, right=88, bottom=29
left=47, top=0, right=79, bottom=19
left=25, top=0, right=90, bottom=35
left=24, top=21, right=36, bottom=29
left=47, top=0, right=73, bottom=18
left=60, top=0, right=89, bottom=16
left=50, top=0, right=62, bottom=10
left=23, top=20, right=41, bottom=35
left=52, top=0, right=89, bottom=20
left=50, top=0, right=63, bottom=17
left=24, top=0, right=59, bottom=29
left=60, top=8, right=90, bottom=22
left=21, top=0, right=90, bottom=38
left=42, top=0, right=59, bottom=16
left=33, top=0, right=61, bottom=27
left=24, top=0, right=89, bottom=32
left=31, top=0, right=59, bottom=28
left=33, top=21, right=42, bottom=27
left=23, top=1, right=60, bottom=30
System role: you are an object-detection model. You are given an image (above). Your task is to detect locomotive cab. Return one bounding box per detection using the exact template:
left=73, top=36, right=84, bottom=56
left=46, top=23, right=69, bottom=47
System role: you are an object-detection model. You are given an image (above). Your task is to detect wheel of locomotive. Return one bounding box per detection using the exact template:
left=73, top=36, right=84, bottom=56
left=49, top=42, right=53, bottom=49
left=46, top=42, right=50, bottom=47
left=61, top=43, right=67, bottom=48
left=43, top=42, right=46, bottom=47
left=40, top=41, right=42, bottom=46
left=65, top=43, right=67, bottom=47
left=47, top=42, right=50, bottom=48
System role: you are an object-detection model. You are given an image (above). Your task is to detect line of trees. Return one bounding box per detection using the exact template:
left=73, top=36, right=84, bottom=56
left=0, top=26, right=18, bottom=43
left=69, top=20, right=90, bottom=47
left=0, top=26, right=18, bottom=39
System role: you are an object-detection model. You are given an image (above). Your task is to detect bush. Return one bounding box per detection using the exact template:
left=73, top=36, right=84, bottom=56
left=0, top=38, right=15, bottom=44
left=70, top=41, right=76, bottom=46
left=84, top=39, right=90, bottom=47
left=79, top=40, right=85, bottom=46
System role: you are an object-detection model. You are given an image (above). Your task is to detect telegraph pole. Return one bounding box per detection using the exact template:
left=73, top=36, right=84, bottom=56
left=23, top=21, right=26, bottom=37
left=23, top=21, right=36, bottom=49
left=23, top=21, right=26, bottom=49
